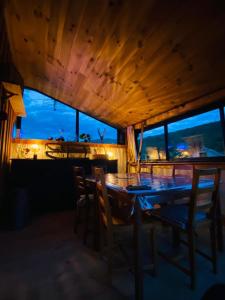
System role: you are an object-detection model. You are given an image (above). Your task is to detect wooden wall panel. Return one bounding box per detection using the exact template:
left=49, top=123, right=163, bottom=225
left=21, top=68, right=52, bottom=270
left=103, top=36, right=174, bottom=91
left=0, top=8, right=21, bottom=212
left=0, top=86, right=16, bottom=208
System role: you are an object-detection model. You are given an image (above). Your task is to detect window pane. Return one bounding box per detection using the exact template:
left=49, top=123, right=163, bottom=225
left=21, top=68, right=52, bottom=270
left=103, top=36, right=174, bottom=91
left=12, top=122, right=17, bottom=138
left=21, top=89, right=76, bottom=141
left=138, top=126, right=166, bottom=160
left=79, top=112, right=117, bottom=144
left=168, top=109, right=224, bottom=159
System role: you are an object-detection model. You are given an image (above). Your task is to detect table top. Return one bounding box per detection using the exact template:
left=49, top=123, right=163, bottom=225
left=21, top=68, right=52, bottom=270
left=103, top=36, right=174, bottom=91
left=105, top=173, right=212, bottom=196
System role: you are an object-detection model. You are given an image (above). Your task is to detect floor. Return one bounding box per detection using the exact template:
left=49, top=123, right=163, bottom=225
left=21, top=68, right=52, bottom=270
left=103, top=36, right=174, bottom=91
left=0, top=211, right=224, bottom=300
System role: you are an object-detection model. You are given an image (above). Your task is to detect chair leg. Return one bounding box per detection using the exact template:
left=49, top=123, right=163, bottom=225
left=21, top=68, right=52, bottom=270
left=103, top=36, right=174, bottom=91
left=188, top=230, right=196, bottom=290
left=210, top=222, right=218, bottom=274
left=99, top=224, right=105, bottom=258
left=107, top=231, right=113, bottom=284
left=83, top=203, right=90, bottom=245
left=150, top=227, right=157, bottom=276
left=172, top=227, right=180, bottom=249
left=93, top=197, right=101, bottom=251
left=217, top=205, right=224, bottom=252
left=74, top=206, right=81, bottom=234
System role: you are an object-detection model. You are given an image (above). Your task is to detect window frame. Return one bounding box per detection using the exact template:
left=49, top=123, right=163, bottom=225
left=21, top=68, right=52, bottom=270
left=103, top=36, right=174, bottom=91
left=136, top=125, right=167, bottom=161
left=76, top=110, right=119, bottom=144
left=135, top=99, right=225, bottom=162
left=21, top=87, right=121, bottom=144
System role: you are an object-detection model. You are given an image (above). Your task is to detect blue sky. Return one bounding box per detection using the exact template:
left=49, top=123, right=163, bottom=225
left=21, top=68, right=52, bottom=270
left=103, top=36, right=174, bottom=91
left=21, top=89, right=117, bottom=141
left=22, top=89, right=221, bottom=140
left=143, top=109, right=221, bottom=137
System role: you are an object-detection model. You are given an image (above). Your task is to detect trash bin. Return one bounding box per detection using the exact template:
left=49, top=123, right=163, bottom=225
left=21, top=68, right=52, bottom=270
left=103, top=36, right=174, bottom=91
left=13, top=188, right=31, bottom=230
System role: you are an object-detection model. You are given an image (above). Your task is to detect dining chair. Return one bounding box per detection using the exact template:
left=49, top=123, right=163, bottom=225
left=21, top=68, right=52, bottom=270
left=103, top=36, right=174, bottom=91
left=152, top=164, right=174, bottom=176
left=73, top=166, right=95, bottom=244
left=94, top=167, right=157, bottom=287
left=170, top=164, right=194, bottom=205
left=172, top=164, right=194, bottom=177
left=140, top=163, right=153, bottom=175
left=151, top=168, right=221, bottom=289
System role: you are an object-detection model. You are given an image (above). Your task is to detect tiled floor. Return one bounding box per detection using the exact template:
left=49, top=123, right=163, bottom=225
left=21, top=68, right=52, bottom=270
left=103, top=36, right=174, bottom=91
left=0, top=211, right=224, bottom=300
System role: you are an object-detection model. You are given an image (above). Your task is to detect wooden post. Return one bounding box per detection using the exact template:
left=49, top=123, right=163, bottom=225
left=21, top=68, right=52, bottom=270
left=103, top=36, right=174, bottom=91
left=76, top=110, right=79, bottom=142
left=164, top=124, right=170, bottom=161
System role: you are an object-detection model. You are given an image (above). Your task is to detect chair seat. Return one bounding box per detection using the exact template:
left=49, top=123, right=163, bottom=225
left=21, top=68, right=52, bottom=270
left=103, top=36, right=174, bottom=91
left=151, top=204, right=208, bottom=229
left=77, top=193, right=95, bottom=207
left=101, top=213, right=126, bottom=226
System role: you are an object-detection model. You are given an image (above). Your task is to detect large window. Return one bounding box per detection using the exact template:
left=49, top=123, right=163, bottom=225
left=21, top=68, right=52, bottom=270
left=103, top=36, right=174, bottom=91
left=79, top=112, right=117, bottom=144
left=139, top=126, right=166, bottom=160
left=168, top=109, right=225, bottom=159
left=21, top=89, right=76, bottom=140
left=20, top=88, right=118, bottom=143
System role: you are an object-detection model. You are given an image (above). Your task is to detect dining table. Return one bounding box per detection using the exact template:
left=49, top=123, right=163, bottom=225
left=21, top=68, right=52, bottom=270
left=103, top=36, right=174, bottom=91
left=104, top=172, right=223, bottom=241
left=91, top=172, right=223, bottom=300
left=104, top=172, right=219, bottom=216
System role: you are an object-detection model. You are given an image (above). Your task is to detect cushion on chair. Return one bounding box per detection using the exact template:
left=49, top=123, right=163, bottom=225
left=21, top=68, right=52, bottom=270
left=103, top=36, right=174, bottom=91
left=152, top=205, right=207, bottom=229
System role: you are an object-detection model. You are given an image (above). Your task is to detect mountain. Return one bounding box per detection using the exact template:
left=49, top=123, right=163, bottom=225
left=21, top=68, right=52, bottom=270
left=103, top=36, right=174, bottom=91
left=142, top=121, right=224, bottom=157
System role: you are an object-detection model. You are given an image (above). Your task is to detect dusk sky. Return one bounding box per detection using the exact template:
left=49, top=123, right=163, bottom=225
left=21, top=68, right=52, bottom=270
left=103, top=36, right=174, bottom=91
left=22, top=89, right=221, bottom=141
left=143, top=109, right=221, bottom=137
left=21, top=89, right=117, bottom=142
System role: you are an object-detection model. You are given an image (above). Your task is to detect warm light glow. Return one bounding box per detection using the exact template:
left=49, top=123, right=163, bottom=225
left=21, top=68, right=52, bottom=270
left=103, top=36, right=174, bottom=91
left=107, top=151, right=113, bottom=159
left=182, top=151, right=189, bottom=156
left=31, top=144, right=39, bottom=153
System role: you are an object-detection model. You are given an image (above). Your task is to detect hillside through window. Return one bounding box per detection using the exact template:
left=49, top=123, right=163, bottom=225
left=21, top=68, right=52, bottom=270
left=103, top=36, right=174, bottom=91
left=138, top=126, right=166, bottom=160
left=168, top=109, right=224, bottom=159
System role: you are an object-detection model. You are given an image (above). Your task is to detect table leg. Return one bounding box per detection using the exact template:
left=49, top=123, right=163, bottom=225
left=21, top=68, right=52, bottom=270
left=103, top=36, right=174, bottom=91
left=94, top=189, right=101, bottom=251
left=217, top=200, right=224, bottom=252
left=134, top=198, right=144, bottom=300
left=172, top=227, right=181, bottom=249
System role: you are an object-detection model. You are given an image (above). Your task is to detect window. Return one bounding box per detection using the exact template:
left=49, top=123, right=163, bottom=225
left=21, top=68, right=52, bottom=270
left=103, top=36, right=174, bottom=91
left=21, top=89, right=76, bottom=141
left=12, top=122, right=17, bottom=138
left=79, top=112, right=117, bottom=143
left=168, top=109, right=224, bottom=159
left=139, top=126, right=166, bottom=160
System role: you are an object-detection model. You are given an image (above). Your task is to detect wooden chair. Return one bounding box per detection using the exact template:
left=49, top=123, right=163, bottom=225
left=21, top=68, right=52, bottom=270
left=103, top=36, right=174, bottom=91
left=128, top=162, right=138, bottom=173
left=152, top=164, right=174, bottom=176
left=170, top=164, right=194, bottom=205
left=94, top=167, right=156, bottom=287
left=151, top=168, right=221, bottom=289
left=172, top=164, right=194, bottom=177
left=73, top=166, right=95, bottom=244
left=140, top=163, right=153, bottom=175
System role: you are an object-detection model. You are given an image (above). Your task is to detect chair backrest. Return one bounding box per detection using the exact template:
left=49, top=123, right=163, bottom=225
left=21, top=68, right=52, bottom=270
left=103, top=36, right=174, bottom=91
left=73, top=166, right=87, bottom=198
left=94, top=167, right=113, bottom=231
left=152, top=164, right=174, bottom=176
left=172, top=164, right=194, bottom=177
left=140, top=163, right=152, bottom=175
left=189, top=168, right=221, bottom=227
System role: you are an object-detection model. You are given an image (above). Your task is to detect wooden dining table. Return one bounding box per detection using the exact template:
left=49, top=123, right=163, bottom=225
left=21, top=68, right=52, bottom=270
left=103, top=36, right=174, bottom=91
left=104, top=172, right=223, bottom=224
left=103, top=172, right=220, bottom=219
left=94, top=172, right=223, bottom=300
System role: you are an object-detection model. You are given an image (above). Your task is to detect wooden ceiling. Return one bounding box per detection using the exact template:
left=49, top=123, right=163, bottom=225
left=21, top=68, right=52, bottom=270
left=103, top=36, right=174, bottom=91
left=3, top=0, right=225, bottom=128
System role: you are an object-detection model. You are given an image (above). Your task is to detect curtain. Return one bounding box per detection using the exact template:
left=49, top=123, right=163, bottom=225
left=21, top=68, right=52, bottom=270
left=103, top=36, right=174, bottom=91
left=127, top=124, right=144, bottom=173
left=127, top=125, right=137, bottom=164
left=137, top=122, right=144, bottom=162
left=137, top=122, right=144, bottom=172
